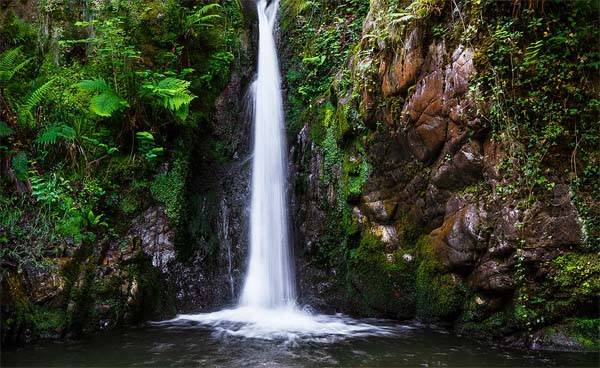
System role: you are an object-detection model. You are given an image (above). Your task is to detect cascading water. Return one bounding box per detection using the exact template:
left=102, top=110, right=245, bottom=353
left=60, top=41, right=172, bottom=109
left=240, top=0, right=294, bottom=308
left=157, top=0, right=396, bottom=341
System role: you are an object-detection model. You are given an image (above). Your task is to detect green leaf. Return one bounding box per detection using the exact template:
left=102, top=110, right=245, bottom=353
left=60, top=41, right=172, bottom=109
left=11, top=152, right=27, bottom=181
left=35, top=124, right=75, bottom=144
left=0, top=121, right=14, bottom=137
left=140, top=77, right=196, bottom=121
left=136, top=131, right=154, bottom=141
left=76, top=78, right=110, bottom=93
left=90, top=92, right=128, bottom=117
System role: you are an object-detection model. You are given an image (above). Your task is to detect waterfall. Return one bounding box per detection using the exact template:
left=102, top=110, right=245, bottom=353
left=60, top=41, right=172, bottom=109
left=157, top=0, right=393, bottom=342
left=240, top=0, right=295, bottom=309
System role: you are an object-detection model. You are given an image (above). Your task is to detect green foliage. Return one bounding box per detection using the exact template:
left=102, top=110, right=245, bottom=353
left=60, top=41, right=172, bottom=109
left=475, top=4, right=599, bottom=214
left=35, top=124, right=75, bottom=145
left=11, top=152, right=28, bottom=181
left=140, top=77, right=196, bottom=121
left=0, top=122, right=14, bottom=137
left=150, top=156, right=188, bottom=221
left=76, top=79, right=129, bottom=117
left=0, top=47, right=31, bottom=83
left=136, top=131, right=164, bottom=162
left=185, top=3, right=223, bottom=31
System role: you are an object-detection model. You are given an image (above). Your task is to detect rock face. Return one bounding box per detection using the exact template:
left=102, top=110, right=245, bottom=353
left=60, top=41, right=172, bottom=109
left=283, top=0, right=598, bottom=352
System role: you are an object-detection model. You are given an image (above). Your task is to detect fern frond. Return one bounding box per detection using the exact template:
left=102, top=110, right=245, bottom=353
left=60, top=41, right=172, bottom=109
left=0, top=47, right=23, bottom=72
left=167, top=91, right=195, bottom=111
left=16, top=79, right=55, bottom=126
left=0, top=121, right=14, bottom=137
left=35, top=124, right=75, bottom=144
left=0, top=47, right=31, bottom=83
left=90, top=92, right=129, bottom=117
left=186, top=4, right=222, bottom=28
left=140, top=77, right=196, bottom=120
left=24, top=79, right=55, bottom=112
left=76, top=78, right=110, bottom=93
left=195, top=3, right=221, bottom=16
left=77, top=79, right=128, bottom=117
left=11, top=152, right=27, bottom=181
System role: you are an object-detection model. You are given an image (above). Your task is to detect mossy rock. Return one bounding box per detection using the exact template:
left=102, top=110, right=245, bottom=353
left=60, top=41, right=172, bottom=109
left=346, top=233, right=416, bottom=318
left=415, top=236, right=465, bottom=320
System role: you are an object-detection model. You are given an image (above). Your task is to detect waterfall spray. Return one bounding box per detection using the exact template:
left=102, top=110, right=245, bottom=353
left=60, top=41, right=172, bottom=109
left=240, top=0, right=295, bottom=308
left=158, top=0, right=393, bottom=341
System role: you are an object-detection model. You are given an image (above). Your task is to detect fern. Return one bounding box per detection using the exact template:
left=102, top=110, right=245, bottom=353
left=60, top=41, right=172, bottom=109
left=76, top=79, right=129, bottom=117
left=90, top=92, right=128, bottom=117
left=0, top=47, right=31, bottom=83
left=17, top=79, right=55, bottom=126
left=35, top=124, right=75, bottom=144
left=186, top=4, right=222, bottom=29
left=0, top=121, right=14, bottom=137
left=140, top=77, right=196, bottom=120
left=76, top=78, right=110, bottom=94
left=11, top=152, right=27, bottom=181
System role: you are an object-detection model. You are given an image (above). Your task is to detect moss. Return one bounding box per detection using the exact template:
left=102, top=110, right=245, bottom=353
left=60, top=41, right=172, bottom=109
left=569, top=318, right=600, bottom=350
left=458, top=312, right=511, bottom=337
left=415, top=236, right=465, bottom=320
left=346, top=233, right=416, bottom=318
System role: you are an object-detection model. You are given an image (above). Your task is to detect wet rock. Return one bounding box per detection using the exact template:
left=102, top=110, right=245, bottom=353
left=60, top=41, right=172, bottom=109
left=369, top=225, right=399, bottom=245
left=432, top=203, right=488, bottom=271
left=24, top=261, right=65, bottom=304
left=522, top=185, right=584, bottom=249
left=471, top=259, right=516, bottom=292
left=129, top=206, right=175, bottom=273
left=432, top=140, right=483, bottom=190
left=489, top=206, right=521, bottom=257
left=424, top=184, right=450, bottom=228
left=482, top=138, right=506, bottom=181
left=381, top=28, right=424, bottom=97
left=443, top=45, right=475, bottom=100
left=402, top=70, right=447, bottom=162
left=363, top=196, right=398, bottom=223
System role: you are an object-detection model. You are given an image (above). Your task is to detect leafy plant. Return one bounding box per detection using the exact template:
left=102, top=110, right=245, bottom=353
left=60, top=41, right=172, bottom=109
left=140, top=77, right=196, bottom=121
left=76, top=79, right=129, bottom=117
left=34, top=124, right=75, bottom=145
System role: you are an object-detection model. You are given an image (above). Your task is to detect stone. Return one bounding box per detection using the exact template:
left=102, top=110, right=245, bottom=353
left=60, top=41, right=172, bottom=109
left=362, top=190, right=398, bottom=223
left=471, top=259, right=516, bottom=292
left=489, top=206, right=521, bottom=256
left=24, top=261, right=66, bottom=304
left=381, top=28, right=424, bottom=97
left=431, top=203, right=488, bottom=271
left=402, top=70, right=447, bottom=162
left=370, top=225, right=399, bottom=245
left=444, top=45, right=475, bottom=99
left=432, top=140, right=483, bottom=190
left=129, top=206, right=175, bottom=273
left=522, top=184, right=584, bottom=249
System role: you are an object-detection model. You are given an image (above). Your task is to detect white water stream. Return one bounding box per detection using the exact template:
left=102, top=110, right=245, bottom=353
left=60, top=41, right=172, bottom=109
left=159, top=0, right=394, bottom=342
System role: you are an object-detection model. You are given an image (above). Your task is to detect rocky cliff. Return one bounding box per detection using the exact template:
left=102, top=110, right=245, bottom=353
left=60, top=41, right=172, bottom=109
left=282, top=0, right=599, bottom=351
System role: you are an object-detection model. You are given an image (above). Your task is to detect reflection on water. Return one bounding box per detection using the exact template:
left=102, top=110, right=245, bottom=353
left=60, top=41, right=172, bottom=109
left=2, top=321, right=597, bottom=367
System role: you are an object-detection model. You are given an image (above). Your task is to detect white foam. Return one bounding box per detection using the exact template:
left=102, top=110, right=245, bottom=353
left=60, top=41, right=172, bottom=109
left=159, top=306, right=400, bottom=343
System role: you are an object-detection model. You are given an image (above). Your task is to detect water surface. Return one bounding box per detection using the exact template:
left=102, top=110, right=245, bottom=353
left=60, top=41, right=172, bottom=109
left=3, top=321, right=596, bottom=367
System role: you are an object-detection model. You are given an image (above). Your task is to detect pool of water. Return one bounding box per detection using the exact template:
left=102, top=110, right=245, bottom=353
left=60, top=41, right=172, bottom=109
left=2, top=320, right=597, bottom=367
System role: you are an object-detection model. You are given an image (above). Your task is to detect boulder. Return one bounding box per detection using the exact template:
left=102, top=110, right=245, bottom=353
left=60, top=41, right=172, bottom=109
left=402, top=70, right=447, bottom=162
left=381, top=28, right=424, bottom=97
left=471, top=259, right=516, bottom=292
left=432, top=140, right=483, bottom=190
left=522, top=185, right=584, bottom=249
left=431, top=203, right=488, bottom=270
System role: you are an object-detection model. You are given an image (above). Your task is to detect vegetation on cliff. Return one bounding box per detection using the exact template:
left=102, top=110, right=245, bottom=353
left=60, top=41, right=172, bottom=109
left=284, top=0, right=599, bottom=350
left=1, top=0, right=247, bottom=343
